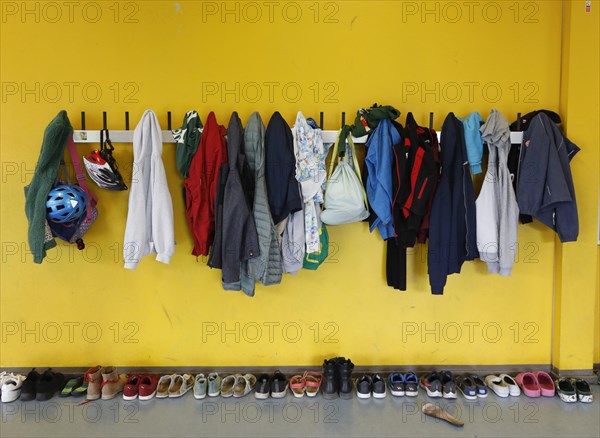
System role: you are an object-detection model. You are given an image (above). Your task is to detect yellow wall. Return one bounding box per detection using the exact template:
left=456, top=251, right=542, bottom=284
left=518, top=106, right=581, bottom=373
left=0, top=1, right=595, bottom=369
left=553, top=0, right=599, bottom=372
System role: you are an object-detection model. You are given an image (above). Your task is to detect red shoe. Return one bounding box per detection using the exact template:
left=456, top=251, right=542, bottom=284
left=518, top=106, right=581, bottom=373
left=138, top=375, right=160, bottom=401
left=123, top=374, right=142, bottom=400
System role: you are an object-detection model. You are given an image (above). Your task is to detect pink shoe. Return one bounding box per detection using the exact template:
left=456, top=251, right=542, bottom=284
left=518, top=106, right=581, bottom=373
left=534, top=372, right=555, bottom=397
left=515, top=372, right=541, bottom=397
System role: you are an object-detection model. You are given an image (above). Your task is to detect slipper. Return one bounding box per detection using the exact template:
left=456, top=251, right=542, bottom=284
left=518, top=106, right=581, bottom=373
left=515, top=372, right=541, bottom=397
left=422, top=403, right=464, bottom=427
left=304, top=371, right=321, bottom=397
left=71, top=379, right=88, bottom=397
left=534, top=372, right=555, bottom=397
left=290, top=375, right=305, bottom=398
left=60, top=377, right=83, bottom=397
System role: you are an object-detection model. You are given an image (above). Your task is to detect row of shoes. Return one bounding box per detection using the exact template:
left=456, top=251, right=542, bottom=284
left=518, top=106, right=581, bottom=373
left=0, top=369, right=65, bottom=402
left=2, top=367, right=594, bottom=404
left=418, top=370, right=594, bottom=403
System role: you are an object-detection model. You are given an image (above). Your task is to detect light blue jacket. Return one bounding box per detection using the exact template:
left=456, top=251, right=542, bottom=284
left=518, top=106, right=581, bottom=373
left=461, top=112, right=484, bottom=175
left=365, top=119, right=400, bottom=240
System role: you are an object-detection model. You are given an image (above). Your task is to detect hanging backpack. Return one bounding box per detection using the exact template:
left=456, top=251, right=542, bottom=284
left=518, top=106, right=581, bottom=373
left=320, top=130, right=369, bottom=225
left=48, top=136, right=98, bottom=250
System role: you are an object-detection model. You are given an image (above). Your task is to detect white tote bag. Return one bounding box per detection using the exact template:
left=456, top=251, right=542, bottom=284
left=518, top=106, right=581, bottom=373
left=321, top=130, right=369, bottom=225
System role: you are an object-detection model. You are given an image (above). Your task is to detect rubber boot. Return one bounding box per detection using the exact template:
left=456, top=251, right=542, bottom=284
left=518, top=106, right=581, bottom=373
left=321, top=358, right=339, bottom=399
left=338, top=358, right=355, bottom=399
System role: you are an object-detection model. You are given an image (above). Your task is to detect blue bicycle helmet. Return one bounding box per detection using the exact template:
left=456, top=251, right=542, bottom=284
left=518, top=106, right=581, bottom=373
left=46, top=185, right=88, bottom=224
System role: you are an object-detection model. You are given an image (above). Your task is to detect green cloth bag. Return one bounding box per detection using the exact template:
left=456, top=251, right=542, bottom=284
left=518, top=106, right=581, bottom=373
left=303, top=224, right=329, bottom=270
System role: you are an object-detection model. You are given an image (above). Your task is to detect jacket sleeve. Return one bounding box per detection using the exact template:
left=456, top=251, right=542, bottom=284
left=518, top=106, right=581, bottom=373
left=124, top=117, right=149, bottom=270
left=150, top=116, right=175, bottom=264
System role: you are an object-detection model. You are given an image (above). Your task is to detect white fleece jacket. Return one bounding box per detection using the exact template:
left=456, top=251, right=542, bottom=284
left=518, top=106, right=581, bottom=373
left=123, top=110, right=175, bottom=269
left=476, top=109, right=519, bottom=276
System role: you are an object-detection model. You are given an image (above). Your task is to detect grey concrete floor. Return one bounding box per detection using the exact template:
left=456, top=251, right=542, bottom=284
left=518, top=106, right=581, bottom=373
left=0, top=386, right=598, bottom=438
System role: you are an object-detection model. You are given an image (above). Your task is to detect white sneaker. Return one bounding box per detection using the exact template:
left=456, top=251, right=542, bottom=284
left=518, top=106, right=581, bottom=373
left=498, top=374, right=521, bottom=396
left=485, top=375, right=509, bottom=397
left=1, top=374, right=25, bottom=403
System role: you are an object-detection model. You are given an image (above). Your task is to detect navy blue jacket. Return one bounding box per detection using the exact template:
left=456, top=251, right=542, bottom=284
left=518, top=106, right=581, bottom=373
left=265, top=112, right=302, bottom=225
left=428, top=113, right=479, bottom=295
left=517, top=113, right=579, bottom=242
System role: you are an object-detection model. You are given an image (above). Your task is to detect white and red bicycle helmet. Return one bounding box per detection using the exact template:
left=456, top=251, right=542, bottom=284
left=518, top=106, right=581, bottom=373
left=83, top=128, right=127, bottom=191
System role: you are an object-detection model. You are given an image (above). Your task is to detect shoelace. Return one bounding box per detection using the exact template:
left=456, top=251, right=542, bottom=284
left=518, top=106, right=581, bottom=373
left=84, top=366, right=101, bottom=383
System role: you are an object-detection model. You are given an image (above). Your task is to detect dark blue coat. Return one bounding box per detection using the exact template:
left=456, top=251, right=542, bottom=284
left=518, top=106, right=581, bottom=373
left=517, top=113, right=579, bottom=242
left=428, top=113, right=479, bottom=295
left=265, top=112, right=302, bottom=225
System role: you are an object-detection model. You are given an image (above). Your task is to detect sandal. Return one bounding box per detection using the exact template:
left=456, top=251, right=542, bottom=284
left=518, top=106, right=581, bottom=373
left=71, top=379, right=88, bottom=397
left=60, top=376, right=83, bottom=397
left=290, top=375, right=306, bottom=398
left=515, top=372, right=541, bottom=398
left=233, top=374, right=256, bottom=398
left=304, top=371, right=322, bottom=398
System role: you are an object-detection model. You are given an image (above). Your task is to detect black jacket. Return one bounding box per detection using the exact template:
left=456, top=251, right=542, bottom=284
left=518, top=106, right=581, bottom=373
left=265, top=112, right=302, bottom=225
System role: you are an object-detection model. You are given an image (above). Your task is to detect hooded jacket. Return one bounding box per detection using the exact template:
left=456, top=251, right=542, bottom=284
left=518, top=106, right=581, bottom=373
left=123, top=110, right=175, bottom=269
left=460, top=112, right=484, bottom=175
left=219, top=113, right=260, bottom=286
left=428, top=113, right=479, bottom=294
left=476, top=110, right=519, bottom=276
left=365, top=118, right=398, bottom=240
left=245, top=112, right=283, bottom=287
left=517, top=113, right=580, bottom=242
left=172, top=110, right=202, bottom=178
left=387, top=113, right=438, bottom=291
left=185, top=112, right=227, bottom=256
left=25, top=110, right=72, bottom=264
left=265, top=112, right=303, bottom=226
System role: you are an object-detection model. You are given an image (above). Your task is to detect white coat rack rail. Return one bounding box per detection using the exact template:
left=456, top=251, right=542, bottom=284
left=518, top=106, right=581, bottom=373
left=71, top=111, right=525, bottom=145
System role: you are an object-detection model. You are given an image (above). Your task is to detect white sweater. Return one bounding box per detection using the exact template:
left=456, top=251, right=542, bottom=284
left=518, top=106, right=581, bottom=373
left=123, top=110, right=175, bottom=269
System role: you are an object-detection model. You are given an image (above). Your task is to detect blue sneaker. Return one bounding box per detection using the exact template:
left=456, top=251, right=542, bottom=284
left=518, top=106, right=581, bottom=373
left=404, top=373, right=419, bottom=397
left=456, top=376, right=477, bottom=400
left=388, top=372, right=405, bottom=396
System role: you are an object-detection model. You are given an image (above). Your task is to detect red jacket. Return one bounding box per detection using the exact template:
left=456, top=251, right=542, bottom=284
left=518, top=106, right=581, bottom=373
left=185, top=112, right=227, bottom=256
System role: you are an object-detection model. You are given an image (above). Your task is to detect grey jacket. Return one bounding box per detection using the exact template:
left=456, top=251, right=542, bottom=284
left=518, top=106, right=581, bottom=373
left=477, top=109, right=519, bottom=276
left=220, top=112, right=259, bottom=286
left=245, top=112, right=283, bottom=286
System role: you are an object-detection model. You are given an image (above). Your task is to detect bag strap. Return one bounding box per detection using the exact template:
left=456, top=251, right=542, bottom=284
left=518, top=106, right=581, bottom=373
left=326, top=129, right=343, bottom=180
left=67, top=136, right=97, bottom=218
left=345, top=134, right=368, bottom=207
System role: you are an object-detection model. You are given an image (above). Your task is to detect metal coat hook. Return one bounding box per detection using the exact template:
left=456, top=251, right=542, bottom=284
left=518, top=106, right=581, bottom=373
left=341, top=112, right=346, bottom=127
left=125, top=112, right=130, bottom=130
left=429, top=112, right=434, bottom=130
left=102, top=112, right=107, bottom=130
left=516, top=112, right=522, bottom=131
left=167, top=111, right=172, bottom=130
left=81, top=112, right=86, bottom=130
left=320, top=111, right=324, bottom=130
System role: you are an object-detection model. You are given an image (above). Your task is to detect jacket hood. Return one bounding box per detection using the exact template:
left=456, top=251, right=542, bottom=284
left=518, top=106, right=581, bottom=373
left=480, top=109, right=510, bottom=153
left=227, top=112, right=244, bottom=169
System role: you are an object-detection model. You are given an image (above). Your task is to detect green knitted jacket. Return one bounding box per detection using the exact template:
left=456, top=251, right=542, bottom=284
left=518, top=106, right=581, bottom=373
left=24, top=111, right=73, bottom=264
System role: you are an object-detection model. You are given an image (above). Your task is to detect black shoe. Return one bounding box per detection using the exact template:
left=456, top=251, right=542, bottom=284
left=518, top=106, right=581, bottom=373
left=20, top=369, right=40, bottom=401
left=270, top=371, right=288, bottom=399
left=372, top=374, right=387, bottom=399
left=440, top=371, right=457, bottom=399
left=420, top=372, right=442, bottom=398
left=356, top=374, right=372, bottom=399
left=36, top=369, right=65, bottom=401
left=321, top=359, right=339, bottom=399
left=338, top=358, right=354, bottom=399
left=255, top=374, right=272, bottom=399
